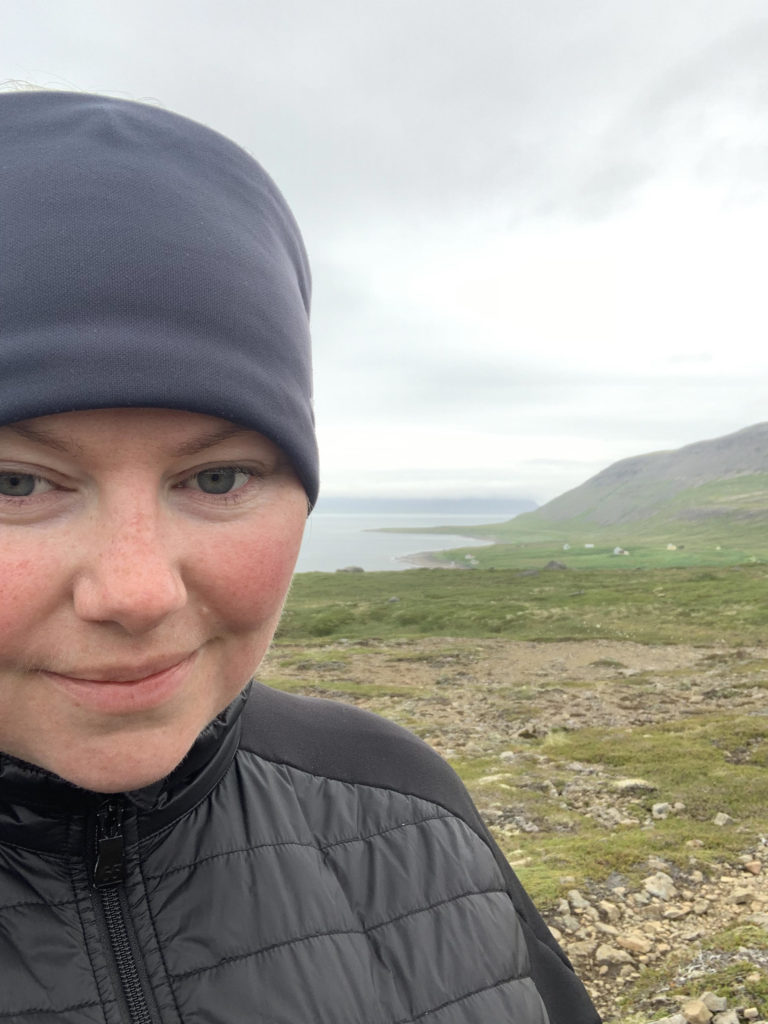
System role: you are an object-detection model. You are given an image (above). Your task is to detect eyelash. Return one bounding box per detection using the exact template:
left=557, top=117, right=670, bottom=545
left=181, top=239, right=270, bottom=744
left=0, top=472, right=56, bottom=501
left=174, top=466, right=258, bottom=504
left=0, top=465, right=261, bottom=506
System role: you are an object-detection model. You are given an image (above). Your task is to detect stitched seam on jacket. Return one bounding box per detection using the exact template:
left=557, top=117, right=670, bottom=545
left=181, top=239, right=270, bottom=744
left=397, top=972, right=524, bottom=1024
left=0, top=838, right=69, bottom=861
left=365, top=887, right=509, bottom=934
left=238, top=740, right=491, bottom=849
left=138, top=846, right=185, bottom=1023
left=0, top=895, right=77, bottom=912
left=318, top=811, right=452, bottom=851
left=169, top=926, right=363, bottom=981
left=142, top=838, right=318, bottom=879
left=0, top=998, right=106, bottom=1018
left=142, top=811, right=454, bottom=879
left=167, top=889, right=516, bottom=982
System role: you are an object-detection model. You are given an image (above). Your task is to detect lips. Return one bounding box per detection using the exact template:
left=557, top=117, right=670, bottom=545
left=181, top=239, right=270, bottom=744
left=41, top=651, right=198, bottom=713
left=51, top=655, right=194, bottom=684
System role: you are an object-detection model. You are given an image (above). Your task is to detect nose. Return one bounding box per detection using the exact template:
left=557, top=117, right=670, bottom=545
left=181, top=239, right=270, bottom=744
left=73, top=497, right=187, bottom=635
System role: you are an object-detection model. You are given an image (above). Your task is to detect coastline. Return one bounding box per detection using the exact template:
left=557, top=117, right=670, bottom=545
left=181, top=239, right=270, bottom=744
left=396, top=549, right=476, bottom=570
left=394, top=530, right=496, bottom=570
left=297, top=512, right=497, bottom=573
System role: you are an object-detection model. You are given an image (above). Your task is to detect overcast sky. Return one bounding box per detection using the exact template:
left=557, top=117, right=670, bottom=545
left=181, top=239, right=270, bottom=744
left=4, top=1, right=768, bottom=506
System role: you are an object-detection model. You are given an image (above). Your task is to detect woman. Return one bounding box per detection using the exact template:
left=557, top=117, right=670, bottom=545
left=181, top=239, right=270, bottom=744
left=0, top=90, right=600, bottom=1023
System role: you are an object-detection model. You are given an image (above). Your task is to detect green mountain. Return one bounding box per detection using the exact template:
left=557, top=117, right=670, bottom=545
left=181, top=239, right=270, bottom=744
left=429, top=423, right=768, bottom=568
left=521, top=421, right=768, bottom=534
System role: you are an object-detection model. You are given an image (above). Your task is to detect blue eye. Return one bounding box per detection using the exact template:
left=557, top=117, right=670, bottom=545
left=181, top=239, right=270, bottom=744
left=193, top=468, right=250, bottom=494
left=0, top=472, right=37, bottom=497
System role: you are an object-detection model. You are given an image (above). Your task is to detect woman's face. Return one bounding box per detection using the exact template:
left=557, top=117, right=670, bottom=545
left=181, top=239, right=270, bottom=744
left=0, top=408, right=307, bottom=792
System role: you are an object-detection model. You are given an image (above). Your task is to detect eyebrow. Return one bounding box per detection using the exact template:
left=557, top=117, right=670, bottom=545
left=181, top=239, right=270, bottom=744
left=5, top=420, right=256, bottom=458
left=6, top=423, right=82, bottom=454
left=169, top=423, right=256, bottom=457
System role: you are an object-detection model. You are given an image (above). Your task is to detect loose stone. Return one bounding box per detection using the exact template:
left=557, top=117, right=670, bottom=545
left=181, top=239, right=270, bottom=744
left=594, top=943, right=633, bottom=965
left=700, top=992, right=728, bottom=1013
left=681, top=999, right=712, bottom=1024
left=644, top=871, right=677, bottom=900
left=712, top=812, right=735, bottom=826
left=711, top=1012, right=738, bottom=1024
left=617, top=933, right=652, bottom=954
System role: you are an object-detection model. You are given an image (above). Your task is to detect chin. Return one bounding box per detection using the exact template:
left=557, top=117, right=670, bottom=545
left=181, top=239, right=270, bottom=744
left=51, top=729, right=200, bottom=794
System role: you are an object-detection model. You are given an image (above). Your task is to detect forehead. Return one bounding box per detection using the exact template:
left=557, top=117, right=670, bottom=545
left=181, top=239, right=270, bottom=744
left=0, top=408, right=282, bottom=461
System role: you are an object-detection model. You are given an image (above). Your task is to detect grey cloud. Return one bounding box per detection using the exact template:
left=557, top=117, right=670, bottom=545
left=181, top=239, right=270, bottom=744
left=4, top=2, right=767, bottom=502
left=5, top=0, right=768, bottom=229
left=561, top=17, right=768, bottom=218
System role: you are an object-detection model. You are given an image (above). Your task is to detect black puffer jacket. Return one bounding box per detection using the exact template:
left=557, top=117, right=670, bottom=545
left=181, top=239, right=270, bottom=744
left=0, top=683, right=600, bottom=1023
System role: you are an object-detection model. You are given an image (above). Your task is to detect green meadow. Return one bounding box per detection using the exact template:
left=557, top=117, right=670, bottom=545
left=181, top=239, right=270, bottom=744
left=278, top=563, right=768, bottom=644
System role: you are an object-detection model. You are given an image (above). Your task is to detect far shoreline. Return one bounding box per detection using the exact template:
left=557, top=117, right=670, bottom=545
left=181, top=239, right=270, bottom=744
left=396, top=549, right=475, bottom=570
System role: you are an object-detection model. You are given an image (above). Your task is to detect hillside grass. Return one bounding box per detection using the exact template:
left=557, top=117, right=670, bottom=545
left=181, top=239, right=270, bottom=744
left=279, top=564, right=768, bottom=644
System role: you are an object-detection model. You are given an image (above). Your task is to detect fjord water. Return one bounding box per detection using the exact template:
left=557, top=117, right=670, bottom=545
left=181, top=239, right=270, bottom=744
left=295, top=513, right=497, bottom=573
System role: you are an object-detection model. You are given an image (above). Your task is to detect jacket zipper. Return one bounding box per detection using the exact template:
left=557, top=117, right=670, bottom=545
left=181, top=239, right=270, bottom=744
left=92, top=799, right=154, bottom=1024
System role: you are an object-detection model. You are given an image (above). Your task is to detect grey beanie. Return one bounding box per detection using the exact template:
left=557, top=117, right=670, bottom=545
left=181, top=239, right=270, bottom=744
left=0, top=91, right=319, bottom=506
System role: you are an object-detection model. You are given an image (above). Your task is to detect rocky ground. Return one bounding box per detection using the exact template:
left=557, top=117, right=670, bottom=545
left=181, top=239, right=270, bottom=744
left=263, top=637, right=768, bottom=1022
left=548, top=846, right=768, bottom=1023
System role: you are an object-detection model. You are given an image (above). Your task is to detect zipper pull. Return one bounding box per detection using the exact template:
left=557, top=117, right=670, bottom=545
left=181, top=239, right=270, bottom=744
left=93, top=800, right=125, bottom=888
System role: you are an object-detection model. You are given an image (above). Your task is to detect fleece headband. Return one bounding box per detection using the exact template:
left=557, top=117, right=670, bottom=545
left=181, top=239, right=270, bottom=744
left=0, top=91, right=318, bottom=506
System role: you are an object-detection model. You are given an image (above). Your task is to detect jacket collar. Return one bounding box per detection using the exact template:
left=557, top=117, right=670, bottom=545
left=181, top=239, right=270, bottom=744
left=0, top=684, right=249, bottom=851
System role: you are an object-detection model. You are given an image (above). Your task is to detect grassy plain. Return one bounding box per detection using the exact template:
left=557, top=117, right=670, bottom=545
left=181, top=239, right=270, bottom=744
left=272, top=563, right=768, bottom=1019
left=278, top=564, right=768, bottom=644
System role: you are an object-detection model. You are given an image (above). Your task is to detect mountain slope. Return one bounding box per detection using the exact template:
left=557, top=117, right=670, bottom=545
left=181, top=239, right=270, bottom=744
left=461, top=422, right=768, bottom=555
left=529, top=422, right=768, bottom=528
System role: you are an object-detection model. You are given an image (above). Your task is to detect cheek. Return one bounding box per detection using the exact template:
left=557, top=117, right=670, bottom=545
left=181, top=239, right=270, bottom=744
left=0, top=539, right=64, bottom=659
left=191, top=518, right=303, bottom=632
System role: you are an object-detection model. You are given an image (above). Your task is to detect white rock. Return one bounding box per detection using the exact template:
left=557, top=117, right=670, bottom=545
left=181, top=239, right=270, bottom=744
left=597, top=899, right=620, bottom=922
left=712, top=811, right=735, bottom=826
left=594, top=943, right=633, bottom=965
left=712, top=1012, right=739, bottom=1024
left=681, top=998, right=713, bottom=1024
left=595, top=922, right=619, bottom=937
left=700, top=992, right=727, bottom=1013
left=644, top=871, right=677, bottom=901
left=560, top=914, right=581, bottom=933
left=612, top=777, right=658, bottom=793
left=567, top=889, right=592, bottom=911
left=566, top=939, right=597, bottom=958
left=617, top=933, right=653, bottom=954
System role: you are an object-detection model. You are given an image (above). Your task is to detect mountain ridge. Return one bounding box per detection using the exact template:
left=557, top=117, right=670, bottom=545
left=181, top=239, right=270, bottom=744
left=514, top=421, right=768, bottom=532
